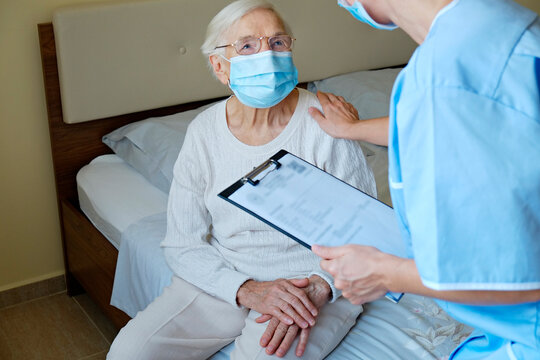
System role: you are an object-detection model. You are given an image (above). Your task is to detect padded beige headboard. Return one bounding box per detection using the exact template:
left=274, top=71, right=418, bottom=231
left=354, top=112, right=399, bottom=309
left=53, top=0, right=417, bottom=124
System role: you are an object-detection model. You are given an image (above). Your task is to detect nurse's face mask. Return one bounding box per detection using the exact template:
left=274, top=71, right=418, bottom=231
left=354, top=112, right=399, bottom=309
left=338, top=0, right=398, bottom=30
left=215, top=35, right=298, bottom=109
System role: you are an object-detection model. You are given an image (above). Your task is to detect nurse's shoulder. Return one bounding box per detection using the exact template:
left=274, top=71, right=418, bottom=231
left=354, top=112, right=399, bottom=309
left=412, top=0, right=537, bottom=100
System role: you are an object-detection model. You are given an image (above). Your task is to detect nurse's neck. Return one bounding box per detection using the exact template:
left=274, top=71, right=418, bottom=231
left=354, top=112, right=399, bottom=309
left=390, top=0, right=453, bottom=44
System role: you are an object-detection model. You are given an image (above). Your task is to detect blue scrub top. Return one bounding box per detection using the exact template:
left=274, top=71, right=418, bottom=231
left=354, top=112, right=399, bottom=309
left=388, top=0, right=540, bottom=358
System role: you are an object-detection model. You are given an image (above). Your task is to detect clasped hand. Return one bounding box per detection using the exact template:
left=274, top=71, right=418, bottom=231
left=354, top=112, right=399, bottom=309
left=237, top=276, right=330, bottom=357
left=237, top=278, right=318, bottom=328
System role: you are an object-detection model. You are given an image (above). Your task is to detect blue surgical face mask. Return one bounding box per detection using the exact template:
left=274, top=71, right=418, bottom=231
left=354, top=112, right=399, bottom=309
left=222, top=50, right=298, bottom=109
left=338, top=0, right=398, bottom=31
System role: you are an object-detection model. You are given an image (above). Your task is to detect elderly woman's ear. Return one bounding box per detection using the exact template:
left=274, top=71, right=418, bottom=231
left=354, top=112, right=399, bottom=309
left=209, top=55, right=230, bottom=85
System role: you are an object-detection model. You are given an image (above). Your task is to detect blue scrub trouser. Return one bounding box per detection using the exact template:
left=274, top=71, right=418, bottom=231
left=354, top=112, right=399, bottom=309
left=450, top=330, right=540, bottom=360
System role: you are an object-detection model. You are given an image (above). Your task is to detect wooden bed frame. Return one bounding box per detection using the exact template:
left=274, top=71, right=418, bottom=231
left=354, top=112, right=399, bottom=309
left=38, top=22, right=223, bottom=328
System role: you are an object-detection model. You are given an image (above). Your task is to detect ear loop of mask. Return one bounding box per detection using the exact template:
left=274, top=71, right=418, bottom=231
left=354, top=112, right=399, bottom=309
left=219, top=54, right=231, bottom=63
left=217, top=54, right=232, bottom=88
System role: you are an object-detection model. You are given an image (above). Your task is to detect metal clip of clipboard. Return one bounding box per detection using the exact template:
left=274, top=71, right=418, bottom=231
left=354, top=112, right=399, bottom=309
left=241, top=159, right=281, bottom=186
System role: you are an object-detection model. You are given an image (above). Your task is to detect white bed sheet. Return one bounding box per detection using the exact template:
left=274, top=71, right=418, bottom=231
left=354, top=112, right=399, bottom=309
left=77, top=155, right=472, bottom=359
left=77, top=154, right=169, bottom=249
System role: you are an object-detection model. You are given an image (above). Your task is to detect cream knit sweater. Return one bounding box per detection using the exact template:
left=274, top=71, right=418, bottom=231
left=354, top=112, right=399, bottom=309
left=162, top=89, right=376, bottom=307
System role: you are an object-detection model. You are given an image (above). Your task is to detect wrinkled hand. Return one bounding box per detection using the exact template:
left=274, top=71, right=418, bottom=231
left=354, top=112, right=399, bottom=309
left=308, top=91, right=360, bottom=139
left=255, top=276, right=331, bottom=357
left=255, top=317, right=309, bottom=358
left=237, top=278, right=318, bottom=329
left=312, top=244, right=392, bottom=305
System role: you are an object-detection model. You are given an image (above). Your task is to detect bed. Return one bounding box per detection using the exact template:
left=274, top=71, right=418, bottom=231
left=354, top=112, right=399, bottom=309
left=38, top=0, right=472, bottom=358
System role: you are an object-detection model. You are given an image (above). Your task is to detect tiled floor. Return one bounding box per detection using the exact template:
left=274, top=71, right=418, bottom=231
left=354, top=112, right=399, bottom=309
left=0, top=292, right=118, bottom=359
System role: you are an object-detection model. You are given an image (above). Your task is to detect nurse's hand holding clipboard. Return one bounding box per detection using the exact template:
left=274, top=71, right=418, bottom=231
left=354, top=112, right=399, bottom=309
left=312, top=244, right=407, bottom=305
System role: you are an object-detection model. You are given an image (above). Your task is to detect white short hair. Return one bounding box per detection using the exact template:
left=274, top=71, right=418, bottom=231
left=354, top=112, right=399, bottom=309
left=201, top=0, right=293, bottom=61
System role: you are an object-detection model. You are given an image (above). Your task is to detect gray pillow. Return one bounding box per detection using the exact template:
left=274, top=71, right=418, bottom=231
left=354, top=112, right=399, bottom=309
left=308, top=67, right=401, bottom=119
left=103, top=103, right=215, bottom=193
left=308, top=68, right=402, bottom=206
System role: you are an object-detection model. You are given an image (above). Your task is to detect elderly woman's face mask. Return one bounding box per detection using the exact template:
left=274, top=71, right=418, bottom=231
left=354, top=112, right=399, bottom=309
left=221, top=50, right=298, bottom=109
left=214, top=8, right=298, bottom=109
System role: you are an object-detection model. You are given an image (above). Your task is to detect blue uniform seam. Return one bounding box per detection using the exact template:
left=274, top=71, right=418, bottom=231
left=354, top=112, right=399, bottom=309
left=536, top=301, right=540, bottom=352
left=535, top=57, right=540, bottom=104
left=491, top=24, right=530, bottom=99
left=423, top=84, right=537, bottom=122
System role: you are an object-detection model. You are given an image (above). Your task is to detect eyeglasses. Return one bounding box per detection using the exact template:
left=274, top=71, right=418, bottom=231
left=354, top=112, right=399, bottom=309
left=215, top=35, right=295, bottom=56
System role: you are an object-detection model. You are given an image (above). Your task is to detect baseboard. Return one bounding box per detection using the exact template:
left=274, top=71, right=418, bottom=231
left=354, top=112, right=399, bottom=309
left=0, top=275, right=66, bottom=309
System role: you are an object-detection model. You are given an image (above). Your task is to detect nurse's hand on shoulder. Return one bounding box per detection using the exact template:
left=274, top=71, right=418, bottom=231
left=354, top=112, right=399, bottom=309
left=308, top=91, right=361, bottom=140
left=309, top=91, right=390, bottom=146
left=312, top=244, right=399, bottom=304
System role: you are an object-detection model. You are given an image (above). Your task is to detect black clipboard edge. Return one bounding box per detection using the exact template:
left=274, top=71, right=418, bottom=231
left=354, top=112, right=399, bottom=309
left=218, top=180, right=245, bottom=199
left=270, top=149, right=289, bottom=162
left=218, top=194, right=313, bottom=251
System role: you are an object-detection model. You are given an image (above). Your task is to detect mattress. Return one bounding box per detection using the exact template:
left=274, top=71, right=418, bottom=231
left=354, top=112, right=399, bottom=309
left=76, top=154, right=168, bottom=249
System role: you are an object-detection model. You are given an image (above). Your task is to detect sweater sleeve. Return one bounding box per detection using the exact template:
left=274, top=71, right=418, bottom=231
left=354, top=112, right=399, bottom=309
left=161, top=123, right=251, bottom=307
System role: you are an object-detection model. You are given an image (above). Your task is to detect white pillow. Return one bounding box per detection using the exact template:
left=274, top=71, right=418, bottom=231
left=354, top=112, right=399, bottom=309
left=308, top=67, right=401, bottom=119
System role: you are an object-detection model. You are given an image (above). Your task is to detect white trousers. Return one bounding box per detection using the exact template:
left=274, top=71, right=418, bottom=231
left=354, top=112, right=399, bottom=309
left=107, top=276, right=362, bottom=360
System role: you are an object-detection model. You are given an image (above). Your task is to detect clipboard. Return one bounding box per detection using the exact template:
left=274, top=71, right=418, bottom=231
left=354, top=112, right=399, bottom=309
left=218, top=149, right=405, bottom=303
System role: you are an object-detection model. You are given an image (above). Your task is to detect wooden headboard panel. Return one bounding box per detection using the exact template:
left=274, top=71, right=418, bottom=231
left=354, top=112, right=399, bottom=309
left=52, top=0, right=416, bottom=124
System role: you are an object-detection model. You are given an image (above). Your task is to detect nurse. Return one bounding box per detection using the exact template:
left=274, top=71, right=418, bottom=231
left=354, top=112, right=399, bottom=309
left=310, top=0, right=540, bottom=358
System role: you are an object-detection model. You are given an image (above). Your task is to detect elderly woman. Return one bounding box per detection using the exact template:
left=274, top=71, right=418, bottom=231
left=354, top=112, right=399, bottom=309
left=107, top=1, right=375, bottom=359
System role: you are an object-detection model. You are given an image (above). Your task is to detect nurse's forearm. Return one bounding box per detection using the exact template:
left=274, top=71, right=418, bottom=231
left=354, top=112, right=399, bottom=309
left=354, top=116, right=389, bottom=146
left=388, top=257, right=540, bottom=305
